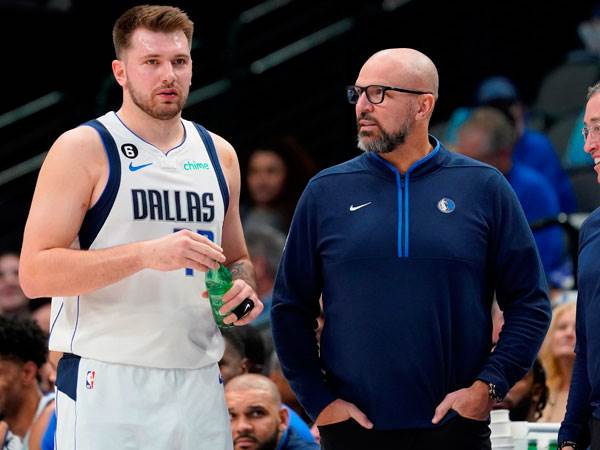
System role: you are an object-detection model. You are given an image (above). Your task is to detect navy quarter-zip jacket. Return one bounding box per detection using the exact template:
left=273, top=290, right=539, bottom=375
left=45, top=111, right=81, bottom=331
left=559, top=207, right=600, bottom=447
left=271, top=139, right=551, bottom=429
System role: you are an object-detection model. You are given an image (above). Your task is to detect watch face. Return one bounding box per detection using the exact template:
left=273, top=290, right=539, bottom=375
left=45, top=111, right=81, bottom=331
left=488, top=383, right=503, bottom=401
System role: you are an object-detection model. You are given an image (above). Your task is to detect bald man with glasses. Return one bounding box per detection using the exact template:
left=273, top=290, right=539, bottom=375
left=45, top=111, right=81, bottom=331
left=271, top=48, right=551, bottom=450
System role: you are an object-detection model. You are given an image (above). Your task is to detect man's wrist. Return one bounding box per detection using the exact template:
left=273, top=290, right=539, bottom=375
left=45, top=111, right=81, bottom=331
left=474, top=379, right=504, bottom=402
left=487, top=382, right=504, bottom=402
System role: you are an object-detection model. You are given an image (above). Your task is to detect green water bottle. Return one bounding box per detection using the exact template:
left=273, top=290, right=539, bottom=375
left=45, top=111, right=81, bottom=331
left=205, top=264, right=234, bottom=328
left=528, top=439, right=537, bottom=450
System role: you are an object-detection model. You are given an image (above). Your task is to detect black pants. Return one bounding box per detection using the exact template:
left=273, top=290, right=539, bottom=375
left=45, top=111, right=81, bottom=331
left=318, top=415, right=491, bottom=450
left=591, top=417, right=600, bottom=449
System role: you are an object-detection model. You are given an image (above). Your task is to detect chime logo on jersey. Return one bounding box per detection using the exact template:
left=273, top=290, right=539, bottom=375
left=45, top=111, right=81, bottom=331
left=131, top=189, right=215, bottom=222
left=86, top=370, right=96, bottom=389
left=183, top=160, right=210, bottom=171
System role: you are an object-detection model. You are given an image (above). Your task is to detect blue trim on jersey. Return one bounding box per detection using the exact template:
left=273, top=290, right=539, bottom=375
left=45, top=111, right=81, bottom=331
left=79, top=120, right=121, bottom=250
left=70, top=296, right=80, bottom=353
left=193, top=123, right=230, bottom=214
left=48, top=300, right=64, bottom=340
left=56, top=353, right=81, bottom=402
left=113, top=112, right=188, bottom=154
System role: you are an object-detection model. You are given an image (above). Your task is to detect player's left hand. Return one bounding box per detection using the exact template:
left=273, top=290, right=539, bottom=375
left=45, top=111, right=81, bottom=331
left=431, top=380, right=495, bottom=424
left=203, top=279, right=263, bottom=326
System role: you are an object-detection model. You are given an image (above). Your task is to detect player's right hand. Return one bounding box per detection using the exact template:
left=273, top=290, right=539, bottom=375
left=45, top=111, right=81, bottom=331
left=142, top=229, right=226, bottom=272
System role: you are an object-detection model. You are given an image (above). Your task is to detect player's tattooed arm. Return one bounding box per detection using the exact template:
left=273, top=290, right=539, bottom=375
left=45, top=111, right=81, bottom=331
left=228, top=260, right=257, bottom=292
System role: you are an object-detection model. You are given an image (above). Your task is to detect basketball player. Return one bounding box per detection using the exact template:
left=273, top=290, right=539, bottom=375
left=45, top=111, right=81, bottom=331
left=19, top=5, right=262, bottom=449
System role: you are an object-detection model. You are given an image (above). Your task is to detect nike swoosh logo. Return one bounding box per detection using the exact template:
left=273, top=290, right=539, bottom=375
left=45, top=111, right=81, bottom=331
left=349, top=202, right=372, bottom=212
left=129, top=162, right=153, bottom=172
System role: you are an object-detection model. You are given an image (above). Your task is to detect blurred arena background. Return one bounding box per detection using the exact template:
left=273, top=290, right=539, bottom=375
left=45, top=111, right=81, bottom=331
left=0, top=0, right=597, bottom=250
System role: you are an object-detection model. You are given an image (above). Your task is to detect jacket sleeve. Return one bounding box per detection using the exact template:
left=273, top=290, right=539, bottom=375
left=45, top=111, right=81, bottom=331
left=558, top=230, right=591, bottom=448
left=476, top=172, right=552, bottom=398
left=271, top=182, right=336, bottom=421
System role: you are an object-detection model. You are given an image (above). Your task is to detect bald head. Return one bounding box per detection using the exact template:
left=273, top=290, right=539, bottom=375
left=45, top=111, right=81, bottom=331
left=360, top=48, right=439, bottom=99
left=226, top=374, right=282, bottom=406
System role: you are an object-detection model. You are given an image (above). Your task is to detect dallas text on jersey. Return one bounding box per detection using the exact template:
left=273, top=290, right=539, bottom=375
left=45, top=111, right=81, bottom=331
left=131, top=189, right=215, bottom=222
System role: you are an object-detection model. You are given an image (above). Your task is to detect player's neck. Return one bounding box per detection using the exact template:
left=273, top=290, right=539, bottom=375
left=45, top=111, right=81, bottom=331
left=116, top=105, right=185, bottom=153
left=7, top=387, right=41, bottom=438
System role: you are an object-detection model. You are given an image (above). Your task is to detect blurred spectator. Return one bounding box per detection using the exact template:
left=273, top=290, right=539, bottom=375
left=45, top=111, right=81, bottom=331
left=220, top=328, right=249, bottom=384
left=225, top=374, right=319, bottom=450
left=235, top=325, right=269, bottom=375
left=491, top=299, right=504, bottom=346
left=268, top=352, right=311, bottom=426
left=457, top=107, right=567, bottom=284
left=0, top=316, right=54, bottom=449
left=220, top=326, right=270, bottom=381
left=492, top=301, right=549, bottom=421
left=539, top=301, right=577, bottom=423
left=477, top=76, right=578, bottom=214
left=29, top=351, right=61, bottom=450
left=445, top=76, right=577, bottom=213
left=241, top=137, right=317, bottom=234
left=245, top=225, right=286, bottom=333
left=0, top=252, right=30, bottom=319
left=564, top=111, right=589, bottom=167
left=30, top=299, right=51, bottom=336
left=568, top=1, right=600, bottom=63
left=493, top=359, right=548, bottom=422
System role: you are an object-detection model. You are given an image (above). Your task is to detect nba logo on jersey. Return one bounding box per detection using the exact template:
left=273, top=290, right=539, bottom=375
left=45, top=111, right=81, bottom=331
left=86, top=370, right=96, bottom=389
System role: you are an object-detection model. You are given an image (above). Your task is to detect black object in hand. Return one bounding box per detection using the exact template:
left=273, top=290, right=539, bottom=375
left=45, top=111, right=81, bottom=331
left=230, top=298, right=255, bottom=321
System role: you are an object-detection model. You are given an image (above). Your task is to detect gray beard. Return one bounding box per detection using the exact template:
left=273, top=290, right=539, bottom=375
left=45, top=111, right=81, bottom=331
left=357, top=126, right=409, bottom=154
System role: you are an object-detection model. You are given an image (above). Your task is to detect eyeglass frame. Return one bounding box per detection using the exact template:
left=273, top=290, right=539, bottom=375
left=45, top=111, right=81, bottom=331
left=346, top=84, right=433, bottom=105
left=582, top=123, right=600, bottom=141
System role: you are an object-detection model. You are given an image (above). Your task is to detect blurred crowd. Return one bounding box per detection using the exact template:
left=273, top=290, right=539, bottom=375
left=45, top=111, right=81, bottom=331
left=4, top=6, right=600, bottom=450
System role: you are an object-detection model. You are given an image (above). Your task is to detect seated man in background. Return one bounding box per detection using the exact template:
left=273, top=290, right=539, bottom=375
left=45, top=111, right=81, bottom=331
left=0, top=316, right=54, bottom=449
left=457, top=107, right=567, bottom=283
left=220, top=329, right=315, bottom=445
left=225, top=374, right=319, bottom=450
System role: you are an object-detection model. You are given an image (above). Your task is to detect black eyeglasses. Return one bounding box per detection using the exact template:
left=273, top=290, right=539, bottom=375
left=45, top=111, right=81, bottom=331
left=346, top=84, right=432, bottom=105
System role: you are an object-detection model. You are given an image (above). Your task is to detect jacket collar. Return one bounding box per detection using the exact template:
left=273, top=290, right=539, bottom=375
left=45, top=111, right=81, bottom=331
left=363, top=135, right=448, bottom=179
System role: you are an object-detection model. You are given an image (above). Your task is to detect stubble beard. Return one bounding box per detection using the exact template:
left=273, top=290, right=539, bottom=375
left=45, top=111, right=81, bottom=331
left=128, top=82, right=186, bottom=120
left=257, top=431, right=279, bottom=450
left=234, top=429, right=280, bottom=450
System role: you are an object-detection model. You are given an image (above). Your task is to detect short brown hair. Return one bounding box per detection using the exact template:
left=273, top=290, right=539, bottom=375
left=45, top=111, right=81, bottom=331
left=112, top=5, right=194, bottom=58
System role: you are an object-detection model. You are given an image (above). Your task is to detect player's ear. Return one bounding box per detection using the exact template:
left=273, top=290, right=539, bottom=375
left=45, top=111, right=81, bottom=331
left=112, top=59, right=127, bottom=87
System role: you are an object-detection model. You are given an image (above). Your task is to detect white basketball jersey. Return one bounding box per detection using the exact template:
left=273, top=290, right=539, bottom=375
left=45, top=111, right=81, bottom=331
left=49, top=112, right=228, bottom=369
